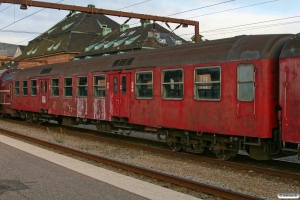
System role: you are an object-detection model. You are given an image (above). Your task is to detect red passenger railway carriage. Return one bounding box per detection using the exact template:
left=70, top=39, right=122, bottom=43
left=1, top=33, right=299, bottom=160
left=279, top=33, right=300, bottom=150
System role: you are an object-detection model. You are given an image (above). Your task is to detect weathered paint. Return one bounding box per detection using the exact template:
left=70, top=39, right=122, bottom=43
left=7, top=34, right=298, bottom=144
left=279, top=57, right=300, bottom=142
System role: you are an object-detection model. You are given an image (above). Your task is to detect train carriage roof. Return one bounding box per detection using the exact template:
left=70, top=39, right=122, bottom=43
left=14, top=34, right=292, bottom=79
left=280, top=33, right=300, bottom=58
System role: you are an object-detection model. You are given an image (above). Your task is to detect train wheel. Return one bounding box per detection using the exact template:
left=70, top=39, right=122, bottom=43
left=169, top=143, right=182, bottom=152
left=214, top=150, right=237, bottom=161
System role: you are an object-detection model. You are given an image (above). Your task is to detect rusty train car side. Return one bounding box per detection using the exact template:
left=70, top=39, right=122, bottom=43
left=2, top=33, right=299, bottom=160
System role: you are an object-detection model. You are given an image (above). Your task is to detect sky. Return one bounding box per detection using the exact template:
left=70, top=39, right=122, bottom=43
left=0, top=0, right=300, bottom=46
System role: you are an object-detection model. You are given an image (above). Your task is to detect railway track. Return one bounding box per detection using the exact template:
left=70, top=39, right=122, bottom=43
left=3, top=118, right=299, bottom=181
left=0, top=126, right=261, bottom=200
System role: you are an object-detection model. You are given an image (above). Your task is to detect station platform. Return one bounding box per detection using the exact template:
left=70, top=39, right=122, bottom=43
left=0, top=134, right=198, bottom=200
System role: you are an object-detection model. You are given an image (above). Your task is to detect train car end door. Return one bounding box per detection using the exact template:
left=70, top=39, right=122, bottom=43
left=39, top=79, right=49, bottom=110
left=109, top=73, right=130, bottom=119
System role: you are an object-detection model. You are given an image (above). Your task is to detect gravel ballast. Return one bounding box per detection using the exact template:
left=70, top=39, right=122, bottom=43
left=0, top=120, right=299, bottom=199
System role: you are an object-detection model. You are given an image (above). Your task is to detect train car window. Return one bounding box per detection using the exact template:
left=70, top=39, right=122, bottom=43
left=135, top=71, right=153, bottom=99
left=64, top=77, right=72, bottom=97
left=15, top=81, right=20, bottom=95
left=114, top=77, right=118, bottom=94
left=93, top=75, right=106, bottom=97
left=194, top=67, right=221, bottom=100
left=237, top=64, right=254, bottom=101
left=51, top=79, right=59, bottom=96
left=78, top=76, right=88, bottom=97
left=22, top=80, right=28, bottom=96
left=162, top=69, right=183, bottom=99
left=31, top=80, right=37, bottom=96
left=3, top=72, right=16, bottom=82
left=122, top=76, right=126, bottom=94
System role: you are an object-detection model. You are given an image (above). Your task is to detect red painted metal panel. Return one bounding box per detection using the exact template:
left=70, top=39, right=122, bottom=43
left=129, top=59, right=279, bottom=138
left=279, top=57, right=300, bottom=143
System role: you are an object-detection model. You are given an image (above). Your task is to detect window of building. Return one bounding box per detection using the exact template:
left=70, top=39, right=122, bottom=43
left=51, top=78, right=59, bottom=96
left=15, top=81, right=20, bottom=95
left=22, top=80, right=28, bottom=96
left=31, top=80, right=37, bottom=96
left=64, top=77, right=72, bottom=97
left=195, top=67, right=221, bottom=100
left=237, top=64, right=254, bottom=101
left=162, top=69, right=183, bottom=99
left=135, top=71, right=153, bottom=98
left=93, top=75, right=105, bottom=97
left=78, top=76, right=88, bottom=97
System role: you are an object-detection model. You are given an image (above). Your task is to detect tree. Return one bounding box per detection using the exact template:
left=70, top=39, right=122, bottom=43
left=190, top=34, right=207, bottom=43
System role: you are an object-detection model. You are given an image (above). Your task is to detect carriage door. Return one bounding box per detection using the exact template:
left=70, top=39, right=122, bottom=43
left=39, top=79, right=49, bottom=110
left=109, top=72, right=130, bottom=119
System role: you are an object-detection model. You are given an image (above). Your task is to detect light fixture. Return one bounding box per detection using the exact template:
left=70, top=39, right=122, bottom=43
left=182, top=24, right=188, bottom=28
left=20, top=4, right=28, bottom=10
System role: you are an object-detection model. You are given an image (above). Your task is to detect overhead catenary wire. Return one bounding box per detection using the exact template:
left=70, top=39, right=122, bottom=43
left=186, top=0, right=279, bottom=19
left=0, top=0, right=64, bottom=31
left=117, top=0, right=151, bottom=10
left=177, top=14, right=300, bottom=38
left=0, top=5, right=13, bottom=13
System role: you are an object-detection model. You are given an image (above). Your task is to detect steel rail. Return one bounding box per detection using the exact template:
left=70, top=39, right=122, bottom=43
left=0, top=127, right=261, bottom=200
left=1, top=118, right=300, bottom=182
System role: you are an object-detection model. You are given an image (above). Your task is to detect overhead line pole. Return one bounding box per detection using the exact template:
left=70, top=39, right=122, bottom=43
left=0, top=0, right=200, bottom=42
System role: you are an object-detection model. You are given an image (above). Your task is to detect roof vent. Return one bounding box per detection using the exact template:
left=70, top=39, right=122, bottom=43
left=120, top=24, right=130, bottom=32
left=112, top=58, right=135, bottom=67
left=158, top=38, right=167, bottom=44
left=26, top=47, right=33, bottom=55
left=62, top=22, right=75, bottom=30
left=53, top=41, right=61, bottom=50
left=103, top=27, right=112, bottom=36
left=31, top=46, right=39, bottom=54
left=140, top=19, right=151, bottom=28
left=40, top=68, right=52, bottom=74
left=175, top=40, right=182, bottom=45
left=125, top=35, right=140, bottom=45
left=47, top=27, right=57, bottom=34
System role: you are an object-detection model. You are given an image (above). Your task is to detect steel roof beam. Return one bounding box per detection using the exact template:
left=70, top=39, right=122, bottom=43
left=0, top=0, right=200, bottom=42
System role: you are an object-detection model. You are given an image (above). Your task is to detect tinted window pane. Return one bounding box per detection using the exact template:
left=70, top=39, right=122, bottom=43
left=238, top=64, right=254, bottom=82
left=122, top=76, right=126, bottom=94
left=238, top=82, right=254, bottom=101
left=114, top=77, right=118, bottom=94
left=162, top=69, right=183, bottom=99
left=195, top=67, right=221, bottom=100
left=136, top=72, right=153, bottom=98
left=93, top=75, right=105, bottom=97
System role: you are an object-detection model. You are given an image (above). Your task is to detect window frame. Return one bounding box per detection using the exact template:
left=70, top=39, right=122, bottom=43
left=237, top=63, right=255, bottom=102
left=135, top=71, right=153, bottom=100
left=63, top=77, right=73, bottom=97
left=93, top=74, right=106, bottom=98
left=22, top=80, right=28, bottom=96
left=77, top=76, right=88, bottom=97
left=31, top=79, right=37, bottom=96
left=15, top=80, right=20, bottom=96
left=194, top=66, right=221, bottom=101
left=161, top=68, right=184, bottom=100
left=51, top=78, right=60, bottom=97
